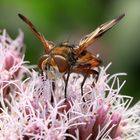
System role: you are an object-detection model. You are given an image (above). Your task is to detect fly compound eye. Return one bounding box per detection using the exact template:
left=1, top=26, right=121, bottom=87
left=53, top=55, right=69, bottom=73
left=38, top=55, right=49, bottom=71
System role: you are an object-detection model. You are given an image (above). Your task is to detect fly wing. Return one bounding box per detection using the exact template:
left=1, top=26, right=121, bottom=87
left=76, top=14, right=125, bottom=55
left=18, top=14, right=53, bottom=53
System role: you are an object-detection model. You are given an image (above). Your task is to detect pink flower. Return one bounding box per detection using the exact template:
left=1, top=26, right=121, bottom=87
left=0, top=31, right=140, bottom=140
left=0, top=30, right=29, bottom=97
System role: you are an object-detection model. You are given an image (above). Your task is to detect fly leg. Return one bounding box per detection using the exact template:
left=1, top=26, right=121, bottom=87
left=80, top=67, right=92, bottom=102
left=91, top=69, right=99, bottom=87
left=63, top=68, right=72, bottom=100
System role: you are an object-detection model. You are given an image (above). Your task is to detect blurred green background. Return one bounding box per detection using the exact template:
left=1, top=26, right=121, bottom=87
left=0, top=0, right=140, bottom=103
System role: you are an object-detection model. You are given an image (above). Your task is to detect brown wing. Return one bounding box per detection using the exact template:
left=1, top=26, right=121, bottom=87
left=18, top=13, right=53, bottom=53
left=76, top=14, right=125, bottom=55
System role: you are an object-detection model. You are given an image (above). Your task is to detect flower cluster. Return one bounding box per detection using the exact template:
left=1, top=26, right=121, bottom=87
left=0, top=30, right=140, bottom=140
